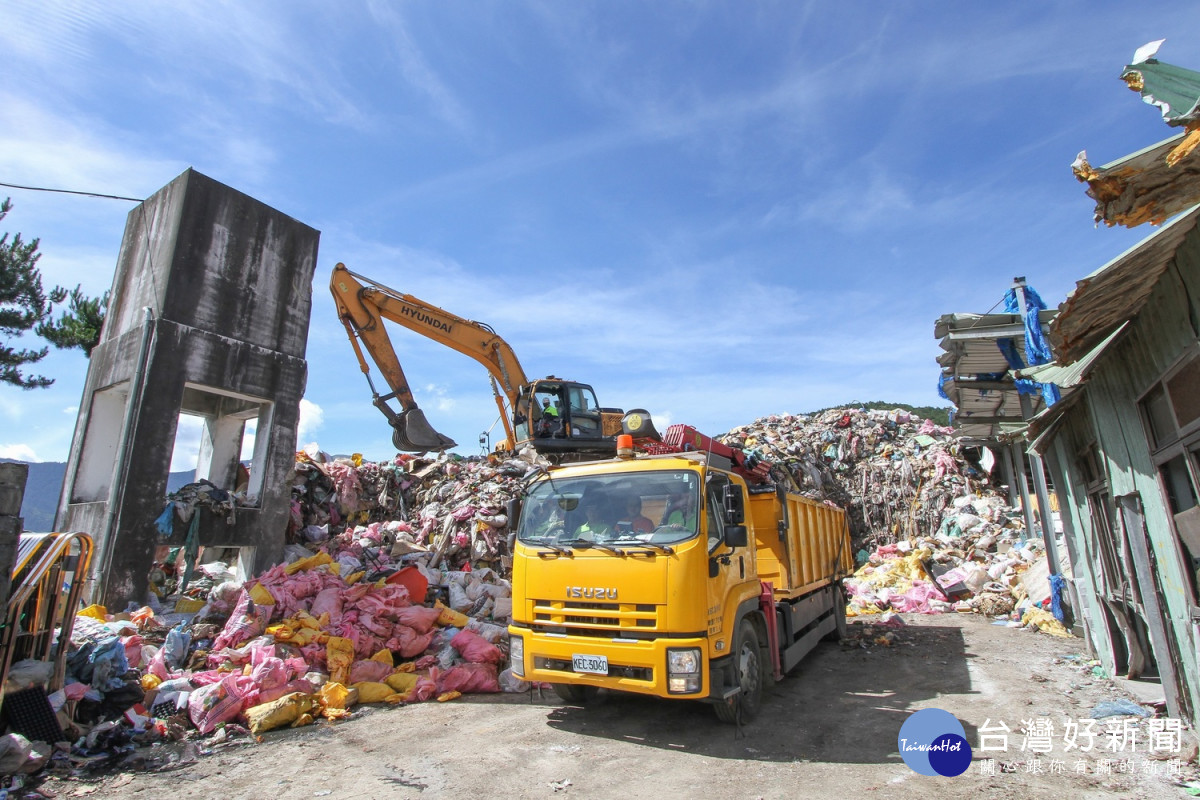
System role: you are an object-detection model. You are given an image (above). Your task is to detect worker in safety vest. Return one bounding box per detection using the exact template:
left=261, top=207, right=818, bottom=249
left=537, top=397, right=561, bottom=437
left=663, top=488, right=697, bottom=530
left=576, top=498, right=614, bottom=541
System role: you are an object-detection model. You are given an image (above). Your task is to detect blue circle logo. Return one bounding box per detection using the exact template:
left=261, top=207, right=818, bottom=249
left=898, top=708, right=972, bottom=776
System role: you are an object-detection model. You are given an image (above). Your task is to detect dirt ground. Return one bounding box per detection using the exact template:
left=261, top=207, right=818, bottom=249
left=34, top=614, right=1199, bottom=799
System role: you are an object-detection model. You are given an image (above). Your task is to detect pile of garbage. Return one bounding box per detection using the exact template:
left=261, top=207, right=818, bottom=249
left=0, top=447, right=542, bottom=780
left=1, top=407, right=1063, bottom=780
left=721, top=408, right=980, bottom=552
left=721, top=408, right=1064, bottom=628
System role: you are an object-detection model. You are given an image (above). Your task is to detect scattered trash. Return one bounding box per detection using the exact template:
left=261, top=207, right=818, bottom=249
left=1090, top=699, right=1152, bottom=719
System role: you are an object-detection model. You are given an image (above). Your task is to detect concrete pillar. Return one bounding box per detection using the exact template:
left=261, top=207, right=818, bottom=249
left=0, top=462, right=28, bottom=611
left=57, top=169, right=320, bottom=607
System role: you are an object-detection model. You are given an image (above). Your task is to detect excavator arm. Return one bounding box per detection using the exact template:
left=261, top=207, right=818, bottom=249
left=330, top=263, right=528, bottom=452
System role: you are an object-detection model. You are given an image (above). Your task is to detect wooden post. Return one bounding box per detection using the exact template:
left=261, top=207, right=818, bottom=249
left=0, top=462, right=28, bottom=611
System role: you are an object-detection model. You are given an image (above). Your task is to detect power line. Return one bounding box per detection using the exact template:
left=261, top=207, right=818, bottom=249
left=0, top=180, right=142, bottom=203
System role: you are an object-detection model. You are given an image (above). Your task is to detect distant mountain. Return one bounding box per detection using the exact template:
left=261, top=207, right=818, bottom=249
left=1, top=460, right=195, bottom=533
left=807, top=401, right=952, bottom=427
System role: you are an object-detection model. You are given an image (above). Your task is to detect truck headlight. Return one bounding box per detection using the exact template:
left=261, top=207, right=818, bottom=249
left=510, top=635, right=525, bottom=677
left=666, top=647, right=701, bottom=694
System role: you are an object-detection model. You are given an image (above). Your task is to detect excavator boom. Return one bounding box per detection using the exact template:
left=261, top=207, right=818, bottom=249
left=331, top=262, right=623, bottom=459
left=331, top=263, right=526, bottom=452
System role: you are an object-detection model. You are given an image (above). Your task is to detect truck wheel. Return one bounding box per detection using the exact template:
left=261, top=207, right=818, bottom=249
left=714, top=620, right=763, bottom=724
left=551, top=683, right=598, bottom=704
left=823, top=583, right=847, bottom=642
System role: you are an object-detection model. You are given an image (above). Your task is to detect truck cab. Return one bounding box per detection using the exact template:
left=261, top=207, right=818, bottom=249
left=507, top=449, right=850, bottom=723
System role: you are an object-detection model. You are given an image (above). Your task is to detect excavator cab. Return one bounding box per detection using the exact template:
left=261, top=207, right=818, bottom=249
left=517, top=378, right=622, bottom=460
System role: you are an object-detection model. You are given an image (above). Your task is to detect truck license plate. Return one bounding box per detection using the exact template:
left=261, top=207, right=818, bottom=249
left=572, top=654, right=608, bottom=674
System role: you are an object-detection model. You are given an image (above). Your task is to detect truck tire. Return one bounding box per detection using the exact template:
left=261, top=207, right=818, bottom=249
left=823, top=583, right=847, bottom=642
left=714, top=619, right=763, bottom=724
left=551, top=683, right=598, bottom=704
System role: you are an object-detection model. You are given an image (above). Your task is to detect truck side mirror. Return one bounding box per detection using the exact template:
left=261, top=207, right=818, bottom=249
left=722, top=483, right=745, bottom=525
left=724, top=524, right=748, bottom=549
left=506, top=497, right=522, bottom=531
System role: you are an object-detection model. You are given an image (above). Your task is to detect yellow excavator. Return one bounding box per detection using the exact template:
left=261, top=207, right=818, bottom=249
left=330, top=263, right=627, bottom=459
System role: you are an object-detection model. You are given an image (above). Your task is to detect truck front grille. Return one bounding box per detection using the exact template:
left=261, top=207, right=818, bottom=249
left=531, top=599, right=660, bottom=633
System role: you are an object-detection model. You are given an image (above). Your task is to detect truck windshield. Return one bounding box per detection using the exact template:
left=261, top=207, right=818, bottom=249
left=518, top=470, right=701, bottom=547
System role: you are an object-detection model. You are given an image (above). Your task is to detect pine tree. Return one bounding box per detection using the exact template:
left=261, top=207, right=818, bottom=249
left=37, top=285, right=110, bottom=357
left=0, top=197, right=108, bottom=388
left=0, top=198, right=55, bottom=388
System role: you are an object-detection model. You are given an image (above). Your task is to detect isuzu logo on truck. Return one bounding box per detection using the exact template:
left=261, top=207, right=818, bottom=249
left=566, top=586, right=618, bottom=599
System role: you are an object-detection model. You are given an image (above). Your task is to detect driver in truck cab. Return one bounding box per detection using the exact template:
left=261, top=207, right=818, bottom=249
left=663, top=487, right=697, bottom=530
left=575, top=498, right=614, bottom=541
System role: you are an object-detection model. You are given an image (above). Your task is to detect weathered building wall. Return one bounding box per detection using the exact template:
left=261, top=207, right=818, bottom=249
left=1042, top=222, right=1200, bottom=726
left=57, top=169, right=319, bottom=607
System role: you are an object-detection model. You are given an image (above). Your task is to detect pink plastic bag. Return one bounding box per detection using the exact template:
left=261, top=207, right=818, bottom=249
left=451, top=629, right=504, bottom=664
left=387, top=626, right=435, bottom=658
left=310, top=587, right=343, bottom=622
left=393, top=606, right=442, bottom=634
left=210, top=589, right=272, bottom=653
left=436, top=663, right=500, bottom=694
left=349, top=659, right=393, bottom=684
left=188, top=673, right=253, bottom=734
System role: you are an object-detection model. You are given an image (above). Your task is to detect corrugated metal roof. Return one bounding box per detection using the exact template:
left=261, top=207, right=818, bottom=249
left=1050, top=205, right=1200, bottom=362
left=1016, top=322, right=1130, bottom=388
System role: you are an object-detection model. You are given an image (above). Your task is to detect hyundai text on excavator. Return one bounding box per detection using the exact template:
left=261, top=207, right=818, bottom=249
left=330, top=263, right=625, bottom=459
left=506, top=421, right=853, bottom=723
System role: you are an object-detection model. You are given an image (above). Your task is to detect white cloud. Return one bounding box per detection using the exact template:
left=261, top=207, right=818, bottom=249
left=297, top=398, right=325, bottom=445
left=0, top=444, right=39, bottom=462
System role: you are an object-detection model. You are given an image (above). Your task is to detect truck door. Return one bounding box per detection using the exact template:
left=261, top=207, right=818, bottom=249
left=703, top=472, right=749, bottom=641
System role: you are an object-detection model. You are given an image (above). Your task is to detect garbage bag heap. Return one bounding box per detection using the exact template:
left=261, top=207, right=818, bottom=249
left=4, top=412, right=1067, bottom=778
left=719, top=408, right=1059, bottom=624
left=1, top=448, right=540, bottom=777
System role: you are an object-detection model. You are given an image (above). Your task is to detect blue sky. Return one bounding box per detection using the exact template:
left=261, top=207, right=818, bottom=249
left=0, top=1, right=1191, bottom=465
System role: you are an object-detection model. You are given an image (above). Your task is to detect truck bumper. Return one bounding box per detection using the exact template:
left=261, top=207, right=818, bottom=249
left=510, top=628, right=710, bottom=699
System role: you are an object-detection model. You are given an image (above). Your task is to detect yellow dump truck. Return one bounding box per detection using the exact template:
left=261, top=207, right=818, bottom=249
left=507, top=434, right=852, bottom=723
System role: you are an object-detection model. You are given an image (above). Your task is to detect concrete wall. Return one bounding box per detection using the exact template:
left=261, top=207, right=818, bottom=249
left=58, top=169, right=319, bottom=607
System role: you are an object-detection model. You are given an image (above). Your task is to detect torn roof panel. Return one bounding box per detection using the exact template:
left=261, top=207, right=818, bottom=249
left=1072, top=135, right=1200, bottom=227
left=1050, top=204, right=1200, bottom=362
left=1121, top=44, right=1200, bottom=126
left=1075, top=42, right=1200, bottom=228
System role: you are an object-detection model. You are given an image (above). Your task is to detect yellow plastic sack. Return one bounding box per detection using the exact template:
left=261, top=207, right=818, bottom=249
left=352, top=681, right=403, bottom=704
left=140, top=674, right=162, bottom=691
left=318, top=681, right=358, bottom=711
left=78, top=604, right=108, bottom=622
left=437, top=691, right=461, bottom=702
left=249, top=583, right=276, bottom=606
left=435, top=600, right=469, bottom=628
left=369, top=649, right=393, bottom=666
left=174, top=597, right=206, bottom=614
left=384, top=672, right=418, bottom=694
left=245, top=692, right=318, bottom=734
left=326, top=636, right=355, bottom=684
left=284, top=551, right=333, bottom=575
left=1021, top=608, right=1072, bottom=638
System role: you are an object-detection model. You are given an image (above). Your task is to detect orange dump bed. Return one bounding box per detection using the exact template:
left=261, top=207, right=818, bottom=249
left=749, top=491, right=852, bottom=600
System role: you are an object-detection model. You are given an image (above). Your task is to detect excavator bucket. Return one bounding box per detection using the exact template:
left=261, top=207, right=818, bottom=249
left=392, top=408, right=457, bottom=452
